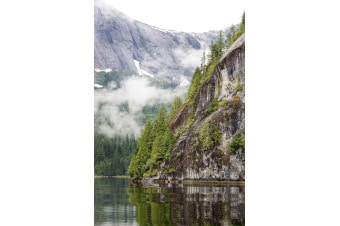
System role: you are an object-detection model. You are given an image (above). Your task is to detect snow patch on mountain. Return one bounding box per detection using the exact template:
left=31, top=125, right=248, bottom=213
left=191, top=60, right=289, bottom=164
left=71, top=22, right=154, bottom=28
left=133, top=60, right=142, bottom=75
left=94, top=84, right=103, bottom=88
left=95, top=68, right=112, bottom=73
left=134, top=60, right=154, bottom=78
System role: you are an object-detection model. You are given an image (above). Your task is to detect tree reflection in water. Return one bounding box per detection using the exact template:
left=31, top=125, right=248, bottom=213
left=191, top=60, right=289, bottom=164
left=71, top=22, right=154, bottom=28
left=127, top=183, right=245, bottom=226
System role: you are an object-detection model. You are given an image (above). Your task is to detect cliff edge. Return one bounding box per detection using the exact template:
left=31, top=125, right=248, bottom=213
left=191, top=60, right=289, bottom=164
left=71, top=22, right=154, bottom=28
left=161, top=34, right=245, bottom=181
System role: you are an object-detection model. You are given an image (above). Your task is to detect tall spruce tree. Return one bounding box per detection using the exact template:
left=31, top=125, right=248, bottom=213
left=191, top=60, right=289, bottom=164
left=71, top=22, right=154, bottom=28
left=170, top=96, right=183, bottom=118
left=127, top=119, right=154, bottom=177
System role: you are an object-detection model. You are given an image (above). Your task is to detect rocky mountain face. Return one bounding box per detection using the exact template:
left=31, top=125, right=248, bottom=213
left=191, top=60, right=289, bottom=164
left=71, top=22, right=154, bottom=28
left=161, top=34, right=245, bottom=181
left=94, top=0, right=219, bottom=84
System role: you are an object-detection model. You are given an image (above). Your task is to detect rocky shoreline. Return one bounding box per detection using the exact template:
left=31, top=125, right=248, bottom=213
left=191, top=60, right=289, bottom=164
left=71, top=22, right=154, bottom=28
left=129, top=177, right=245, bottom=186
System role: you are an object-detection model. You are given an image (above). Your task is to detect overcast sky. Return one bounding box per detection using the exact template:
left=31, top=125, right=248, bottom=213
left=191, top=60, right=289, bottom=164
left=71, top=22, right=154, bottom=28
left=104, top=0, right=245, bottom=32
left=2, top=1, right=340, bottom=225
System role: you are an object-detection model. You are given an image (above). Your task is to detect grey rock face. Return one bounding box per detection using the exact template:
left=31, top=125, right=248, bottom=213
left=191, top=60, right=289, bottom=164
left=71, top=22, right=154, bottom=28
left=164, top=34, right=245, bottom=181
left=94, top=0, right=219, bottom=84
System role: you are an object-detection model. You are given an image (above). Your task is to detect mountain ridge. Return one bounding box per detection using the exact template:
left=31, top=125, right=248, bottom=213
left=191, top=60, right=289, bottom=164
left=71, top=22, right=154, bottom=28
left=94, top=0, right=221, bottom=85
left=163, top=34, right=245, bottom=181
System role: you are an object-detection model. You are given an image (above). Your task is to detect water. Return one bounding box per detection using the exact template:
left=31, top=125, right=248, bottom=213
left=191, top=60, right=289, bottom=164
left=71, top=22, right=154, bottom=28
left=95, top=178, right=245, bottom=226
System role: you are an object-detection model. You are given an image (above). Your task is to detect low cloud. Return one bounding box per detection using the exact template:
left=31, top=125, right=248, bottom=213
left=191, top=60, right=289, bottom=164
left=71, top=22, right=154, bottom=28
left=173, top=47, right=206, bottom=69
left=94, top=76, right=187, bottom=138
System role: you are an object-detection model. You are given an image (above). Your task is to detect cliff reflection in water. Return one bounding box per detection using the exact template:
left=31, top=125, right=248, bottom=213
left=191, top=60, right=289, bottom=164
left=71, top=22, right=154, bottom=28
left=127, top=183, right=245, bottom=226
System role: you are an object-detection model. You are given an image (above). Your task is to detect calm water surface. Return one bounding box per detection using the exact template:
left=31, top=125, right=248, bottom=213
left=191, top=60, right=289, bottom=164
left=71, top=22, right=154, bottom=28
left=94, top=178, right=245, bottom=226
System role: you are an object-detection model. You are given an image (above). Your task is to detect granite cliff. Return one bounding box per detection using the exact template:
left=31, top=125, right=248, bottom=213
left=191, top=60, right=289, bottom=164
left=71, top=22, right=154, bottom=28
left=94, top=0, right=220, bottom=85
left=161, top=34, right=245, bottom=181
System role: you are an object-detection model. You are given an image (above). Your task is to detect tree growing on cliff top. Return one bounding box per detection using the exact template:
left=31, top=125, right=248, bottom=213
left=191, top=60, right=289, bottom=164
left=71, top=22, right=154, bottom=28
left=128, top=104, right=175, bottom=177
left=226, top=11, right=245, bottom=48
left=127, top=12, right=245, bottom=178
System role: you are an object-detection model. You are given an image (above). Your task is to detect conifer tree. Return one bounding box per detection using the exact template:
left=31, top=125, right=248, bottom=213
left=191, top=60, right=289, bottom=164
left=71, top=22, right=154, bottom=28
left=170, top=96, right=183, bottom=118
left=200, top=51, right=206, bottom=73
left=216, top=30, right=225, bottom=58
left=127, top=119, right=154, bottom=177
left=186, top=67, right=202, bottom=101
left=153, top=105, right=168, bottom=136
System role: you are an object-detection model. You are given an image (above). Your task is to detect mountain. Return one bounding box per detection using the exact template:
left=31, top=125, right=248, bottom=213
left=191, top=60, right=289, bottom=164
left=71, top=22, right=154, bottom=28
left=94, top=0, right=220, bottom=85
left=126, top=19, right=245, bottom=180
left=164, top=34, right=245, bottom=180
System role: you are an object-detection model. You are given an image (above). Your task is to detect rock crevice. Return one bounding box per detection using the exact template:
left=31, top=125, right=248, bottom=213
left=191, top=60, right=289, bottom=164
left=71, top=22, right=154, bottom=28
left=163, top=34, right=245, bottom=181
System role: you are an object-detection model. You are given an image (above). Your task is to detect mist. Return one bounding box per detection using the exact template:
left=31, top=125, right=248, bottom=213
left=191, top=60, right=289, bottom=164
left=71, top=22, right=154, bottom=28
left=174, top=47, right=206, bottom=69
left=94, top=76, right=187, bottom=138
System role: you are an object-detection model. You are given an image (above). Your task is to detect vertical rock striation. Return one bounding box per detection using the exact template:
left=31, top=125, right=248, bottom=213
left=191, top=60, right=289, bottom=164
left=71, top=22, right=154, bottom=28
left=163, top=34, right=245, bottom=181
left=94, top=0, right=219, bottom=84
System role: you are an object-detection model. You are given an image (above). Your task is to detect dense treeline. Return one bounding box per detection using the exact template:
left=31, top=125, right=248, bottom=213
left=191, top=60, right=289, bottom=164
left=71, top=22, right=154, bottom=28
left=127, top=12, right=245, bottom=178
left=127, top=100, right=182, bottom=177
left=127, top=29, right=225, bottom=178
left=95, top=13, right=245, bottom=177
left=94, top=102, right=170, bottom=176
left=95, top=69, right=132, bottom=88
left=94, top=133, right=137, bottom=175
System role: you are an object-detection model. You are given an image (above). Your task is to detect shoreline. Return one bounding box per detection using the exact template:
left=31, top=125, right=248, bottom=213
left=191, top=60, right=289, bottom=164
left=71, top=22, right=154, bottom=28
left=94, top=175, right=129, bottom=179
left=94, top=176, right=245, bottom=186
left=130, top=178, right=245, bottom=186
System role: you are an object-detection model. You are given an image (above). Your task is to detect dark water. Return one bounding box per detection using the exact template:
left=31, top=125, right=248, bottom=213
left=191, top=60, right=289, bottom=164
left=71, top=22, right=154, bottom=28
left=95, top=178, right=245, bottom=226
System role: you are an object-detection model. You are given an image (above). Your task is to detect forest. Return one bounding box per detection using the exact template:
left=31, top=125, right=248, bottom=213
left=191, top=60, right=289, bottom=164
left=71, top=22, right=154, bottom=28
left=127, top=12, right=245, bottom=178
left=94, top=12, right=245, bottom=176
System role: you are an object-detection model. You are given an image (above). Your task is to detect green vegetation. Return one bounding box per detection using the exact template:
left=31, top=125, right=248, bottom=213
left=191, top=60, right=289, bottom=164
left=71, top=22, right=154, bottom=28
left=94, top=133, right=137, bottom=176
left=184, top=12, right=246, bottom=118
left=226, top=12, right=245, bottom=48
left=218, top=99, right=228, bottom=108
left=235, top=83, right=243, bottom=92
left=126, top=12, right=245, bottom=178
left=127, top=186, right=175, bottom=226
left=173, top=30, right=227, bottom=141
left=127, top=184, right=234, bottom=225
left=95, top=69, right=132, bottom=88
left=175, top=151, right=183, bottom=158
left=149, top=78, right=178, bottom=89
left=170, top=96, right=183, bottom=118
left=127, top=120, right=154, bottom=177
left=186, top=30, right=225, bottom=106
left=141, top=102, right=172, bottom=124
left=94, top=96, right=173, bottom=176
left=127, top=104, right=176, bottom=178
left=199, top=121, right=222, bottom=151
left=162, top=165, right=176, bottom=175
left=231, top=219, right=245, bottom=226
left=205, top=98, right=218, bottom=115
left=228, top=135, right=245, bottom=154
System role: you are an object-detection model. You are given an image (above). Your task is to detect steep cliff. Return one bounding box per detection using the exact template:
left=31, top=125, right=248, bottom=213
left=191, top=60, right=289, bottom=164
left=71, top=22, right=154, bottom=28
left=94, top=0, right=219, bottom=84
left=161, top=34, right=245, bottom=181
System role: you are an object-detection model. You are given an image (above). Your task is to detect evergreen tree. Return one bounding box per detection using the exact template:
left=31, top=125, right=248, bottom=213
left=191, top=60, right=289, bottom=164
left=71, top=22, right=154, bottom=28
left=127, top=104, right=176, bottom=177
left=128, top=119, right=154, bottom=177
left=153, top=105, right=168, bottom=136
left=200, top=51, right=206, bottom=73
left=216, top=30, right=225, bottom=58
left=208, top=31, right=225, bottom=64
left=226, top=12, right=245, bottom=48
left=94, top=132, right=137, bottom=176
left=227, top=24, right=236, bottom=46
left=126, top=12, right=245, bottom=179
left=127, top=154, right=137, bottom=177
left=186, top=67, right=202, bottom=101
left=170, top=96, right=183, bottom=118
left=150, top=134, right=166, bottom=166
